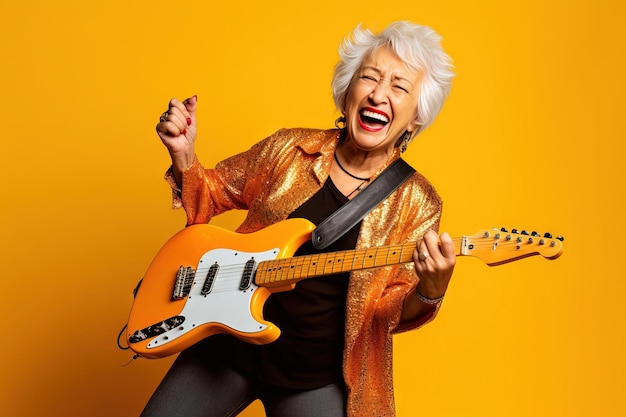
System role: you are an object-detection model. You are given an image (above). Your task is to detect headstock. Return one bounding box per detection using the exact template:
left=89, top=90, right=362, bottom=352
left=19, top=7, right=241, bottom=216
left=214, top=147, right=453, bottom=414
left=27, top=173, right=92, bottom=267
left=460, top=228, right=564, bottom=266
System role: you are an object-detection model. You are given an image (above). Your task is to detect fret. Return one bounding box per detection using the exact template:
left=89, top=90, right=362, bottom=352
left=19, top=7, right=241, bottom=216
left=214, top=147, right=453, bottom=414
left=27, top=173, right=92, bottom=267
left=256, top=242, right=417, bottom=286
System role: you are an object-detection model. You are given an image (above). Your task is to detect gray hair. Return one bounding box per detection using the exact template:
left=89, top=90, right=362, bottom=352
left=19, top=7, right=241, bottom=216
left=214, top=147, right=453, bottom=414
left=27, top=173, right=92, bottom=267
left=331, top=21, right=454, bottom=136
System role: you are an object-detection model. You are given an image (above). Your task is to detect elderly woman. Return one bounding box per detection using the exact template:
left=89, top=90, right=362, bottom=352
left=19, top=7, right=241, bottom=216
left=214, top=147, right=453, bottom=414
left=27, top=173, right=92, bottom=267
left=142, top=21, right=456, bottom=417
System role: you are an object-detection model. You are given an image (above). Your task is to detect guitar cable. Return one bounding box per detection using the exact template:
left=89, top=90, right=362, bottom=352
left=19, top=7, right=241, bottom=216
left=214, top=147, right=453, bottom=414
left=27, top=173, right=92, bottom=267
left=116, top=278, right=144, bottom=364
left=117, top=323, right=130, bottom=350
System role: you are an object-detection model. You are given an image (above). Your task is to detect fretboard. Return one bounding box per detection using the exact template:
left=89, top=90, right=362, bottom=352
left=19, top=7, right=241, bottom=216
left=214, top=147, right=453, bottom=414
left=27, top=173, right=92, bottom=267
left=254, top=239, right=463, bottom=287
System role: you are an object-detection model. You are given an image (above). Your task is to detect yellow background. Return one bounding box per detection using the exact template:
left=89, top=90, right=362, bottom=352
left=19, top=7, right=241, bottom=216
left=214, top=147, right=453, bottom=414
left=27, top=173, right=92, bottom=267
left=2, top=0, right=624, bottom=416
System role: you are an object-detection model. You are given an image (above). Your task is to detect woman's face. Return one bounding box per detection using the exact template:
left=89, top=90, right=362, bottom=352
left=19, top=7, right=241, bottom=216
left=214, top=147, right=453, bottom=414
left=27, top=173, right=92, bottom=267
left=344, top=46, right=423, bottom=154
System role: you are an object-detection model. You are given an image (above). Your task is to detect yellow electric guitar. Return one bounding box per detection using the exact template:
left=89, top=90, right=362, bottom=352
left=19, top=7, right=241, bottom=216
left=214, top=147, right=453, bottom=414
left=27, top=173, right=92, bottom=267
left=126, top=218, right=563, bottom=359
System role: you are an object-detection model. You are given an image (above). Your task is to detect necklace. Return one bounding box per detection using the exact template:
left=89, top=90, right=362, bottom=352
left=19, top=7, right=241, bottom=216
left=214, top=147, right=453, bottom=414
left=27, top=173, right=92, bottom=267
left=346, top=180, right=368, bottom=198
left=334, top=152, right=371, bottom=198
left=334, top=152, right=370, bottom=181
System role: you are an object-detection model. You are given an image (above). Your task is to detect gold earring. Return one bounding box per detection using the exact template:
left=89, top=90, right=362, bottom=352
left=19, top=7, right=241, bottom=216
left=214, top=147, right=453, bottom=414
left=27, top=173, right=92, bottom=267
left=335, top=116, right=346, bottom=129
left=400, top=131, right=412, bottom=153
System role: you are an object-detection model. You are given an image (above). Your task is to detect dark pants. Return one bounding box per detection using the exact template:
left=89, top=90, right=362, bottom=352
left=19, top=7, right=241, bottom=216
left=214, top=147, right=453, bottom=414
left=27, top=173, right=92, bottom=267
left=140, top=338, right=347, bottom=417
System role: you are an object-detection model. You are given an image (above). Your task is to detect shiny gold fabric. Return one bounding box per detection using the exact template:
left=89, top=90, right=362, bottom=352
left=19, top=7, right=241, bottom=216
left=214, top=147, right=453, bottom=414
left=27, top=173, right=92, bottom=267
left=166, top=128, right=443, bottom=417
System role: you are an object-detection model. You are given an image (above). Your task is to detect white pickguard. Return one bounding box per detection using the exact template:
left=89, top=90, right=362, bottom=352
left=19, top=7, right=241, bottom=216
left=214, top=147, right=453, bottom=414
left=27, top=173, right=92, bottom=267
left=146, top=247, right=279, bottom=350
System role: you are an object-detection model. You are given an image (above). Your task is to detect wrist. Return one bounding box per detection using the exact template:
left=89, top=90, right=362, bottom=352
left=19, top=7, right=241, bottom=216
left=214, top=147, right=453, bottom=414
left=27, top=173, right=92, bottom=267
left=415, top=286, right=445, bottom=306
left=170, top=151, right=195, bottom=172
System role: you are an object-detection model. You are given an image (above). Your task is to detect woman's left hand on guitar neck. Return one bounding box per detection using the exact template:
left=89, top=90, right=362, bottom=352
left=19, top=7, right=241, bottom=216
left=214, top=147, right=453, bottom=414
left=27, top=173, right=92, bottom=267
left=401, top=230, right=456, bottom=322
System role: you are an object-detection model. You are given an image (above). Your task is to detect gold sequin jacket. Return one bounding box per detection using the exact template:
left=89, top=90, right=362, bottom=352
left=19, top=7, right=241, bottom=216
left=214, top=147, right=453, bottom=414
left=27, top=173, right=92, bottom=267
left=167, top=128, right=443, bottom=417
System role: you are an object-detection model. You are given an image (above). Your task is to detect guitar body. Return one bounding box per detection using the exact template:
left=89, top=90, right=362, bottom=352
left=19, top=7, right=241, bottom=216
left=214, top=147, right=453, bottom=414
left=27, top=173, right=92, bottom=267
left=126, top=218, right=315, bottom=359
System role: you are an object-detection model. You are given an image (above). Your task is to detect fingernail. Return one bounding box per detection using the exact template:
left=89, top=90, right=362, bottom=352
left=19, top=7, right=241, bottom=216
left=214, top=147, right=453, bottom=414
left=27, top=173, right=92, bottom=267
left=186, top=117, right=192, bottom=125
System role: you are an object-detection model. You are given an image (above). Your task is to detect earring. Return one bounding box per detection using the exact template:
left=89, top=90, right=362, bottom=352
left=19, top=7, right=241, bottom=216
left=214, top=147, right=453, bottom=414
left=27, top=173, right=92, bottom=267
left=400, top=130, right=412, bottom=153
left=335, top=116, right=346, bottom=129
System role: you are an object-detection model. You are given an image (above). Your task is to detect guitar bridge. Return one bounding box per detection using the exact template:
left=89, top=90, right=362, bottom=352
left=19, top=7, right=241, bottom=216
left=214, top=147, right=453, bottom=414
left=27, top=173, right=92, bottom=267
left=172, top=266, right=195, bottom=300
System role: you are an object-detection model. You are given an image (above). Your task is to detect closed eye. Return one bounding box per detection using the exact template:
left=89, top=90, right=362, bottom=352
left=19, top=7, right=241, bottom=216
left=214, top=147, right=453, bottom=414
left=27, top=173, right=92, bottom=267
left=394, top=85, right=409, bottom=93
left=361, top=75, right=378, bottom=82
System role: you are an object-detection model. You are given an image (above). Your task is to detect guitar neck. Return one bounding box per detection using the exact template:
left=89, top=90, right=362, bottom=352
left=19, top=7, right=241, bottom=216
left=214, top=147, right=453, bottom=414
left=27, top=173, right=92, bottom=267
left=254, top=227, right=564, bottom=287
left=255, top=238, right=464, bottom=287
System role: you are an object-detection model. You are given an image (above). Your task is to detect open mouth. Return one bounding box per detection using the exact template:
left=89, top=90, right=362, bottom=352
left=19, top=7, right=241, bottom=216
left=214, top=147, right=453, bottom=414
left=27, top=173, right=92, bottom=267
left=359, top=108, right=389, bottom=131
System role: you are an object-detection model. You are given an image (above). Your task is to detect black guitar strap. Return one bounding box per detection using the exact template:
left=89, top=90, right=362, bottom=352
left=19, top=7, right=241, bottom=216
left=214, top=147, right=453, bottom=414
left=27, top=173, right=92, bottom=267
left=311, top=158, right=416, bottom=250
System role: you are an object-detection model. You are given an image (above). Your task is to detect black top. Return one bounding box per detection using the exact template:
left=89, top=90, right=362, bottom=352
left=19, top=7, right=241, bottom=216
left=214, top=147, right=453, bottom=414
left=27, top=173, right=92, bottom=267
left=220, top=177, right=361, bottom=390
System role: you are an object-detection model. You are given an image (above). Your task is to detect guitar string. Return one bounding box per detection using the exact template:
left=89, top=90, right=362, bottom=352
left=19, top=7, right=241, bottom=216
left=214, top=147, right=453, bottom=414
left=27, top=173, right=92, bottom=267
left=177, top=237, right=553, bottom=291
left=186, top=237, right=549, bottom=279
left=187, top=237, right=549, bottom=282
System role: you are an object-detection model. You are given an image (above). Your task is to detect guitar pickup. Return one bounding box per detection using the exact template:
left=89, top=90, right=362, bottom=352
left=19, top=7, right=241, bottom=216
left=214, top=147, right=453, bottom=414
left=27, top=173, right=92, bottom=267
left=239, top=258, right=256, bottom=290
left=201, top=262, right=219, bottom=295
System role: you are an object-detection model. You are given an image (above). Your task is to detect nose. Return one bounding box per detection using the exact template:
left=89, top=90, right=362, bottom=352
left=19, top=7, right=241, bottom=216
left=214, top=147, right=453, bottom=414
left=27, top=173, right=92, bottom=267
left=369, top=80, right=390, bottom=104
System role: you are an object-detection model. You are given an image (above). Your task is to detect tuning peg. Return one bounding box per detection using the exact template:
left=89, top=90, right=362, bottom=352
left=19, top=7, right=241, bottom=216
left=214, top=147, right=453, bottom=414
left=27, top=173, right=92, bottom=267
left=511, top=228, right=519, bottom=234
left=500, top=227, right=509, bottom=232
left=544, top=232, right=553, bottom=238
left=531, top=231, right=540, bottom=236
left=521, top=230, right=529, bottom=235
left=556, top=236, right=565, bottom=241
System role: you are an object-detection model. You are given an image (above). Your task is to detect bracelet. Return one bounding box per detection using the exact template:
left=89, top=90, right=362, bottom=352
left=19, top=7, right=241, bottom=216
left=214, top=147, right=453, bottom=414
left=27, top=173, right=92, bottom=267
left=415, top=287, right=445, bottom=305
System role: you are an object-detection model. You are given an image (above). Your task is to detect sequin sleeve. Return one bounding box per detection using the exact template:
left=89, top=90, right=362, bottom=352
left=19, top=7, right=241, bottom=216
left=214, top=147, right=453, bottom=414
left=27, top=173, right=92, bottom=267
left=164, top=128, right=337, bottom=227
left=173, top=139, right=274, bottom=226
left=164, top=165, right=183, bottom=209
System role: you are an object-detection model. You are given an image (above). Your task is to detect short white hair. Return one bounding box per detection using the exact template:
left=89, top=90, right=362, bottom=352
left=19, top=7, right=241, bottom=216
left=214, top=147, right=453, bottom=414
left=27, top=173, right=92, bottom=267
left=331, top=21, right=454, bottom=136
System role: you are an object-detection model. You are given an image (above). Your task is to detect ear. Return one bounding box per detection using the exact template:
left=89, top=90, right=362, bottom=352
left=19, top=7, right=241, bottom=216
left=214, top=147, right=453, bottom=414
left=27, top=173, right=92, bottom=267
left=407, top=117, right=421, bottom=134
